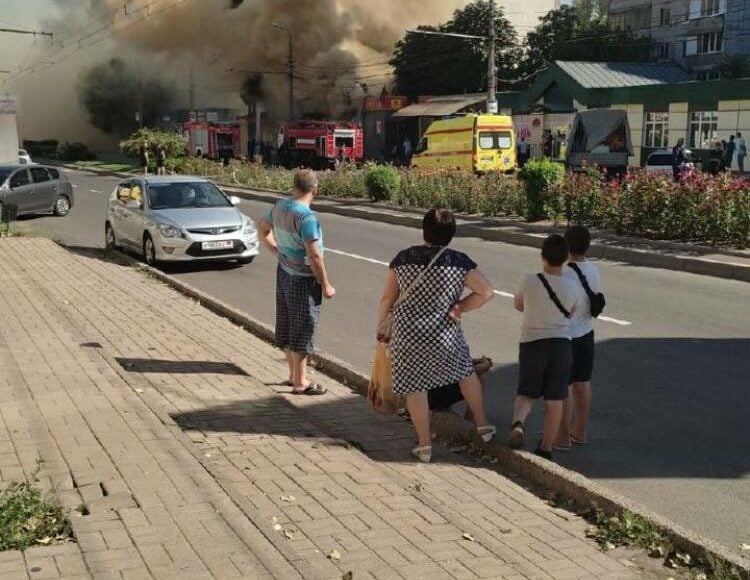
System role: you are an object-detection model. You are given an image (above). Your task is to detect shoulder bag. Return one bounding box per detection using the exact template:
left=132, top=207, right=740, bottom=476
left=568, top=263, right=606, bottom=318
left=537, top=273, right=572, bottom=319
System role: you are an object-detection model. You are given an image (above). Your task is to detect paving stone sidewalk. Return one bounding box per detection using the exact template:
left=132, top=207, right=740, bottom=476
left=0, top=238, right=658, bottom=579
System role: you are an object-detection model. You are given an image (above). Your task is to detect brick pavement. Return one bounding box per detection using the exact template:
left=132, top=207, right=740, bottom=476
left=0, top=238, right=654, bottom=579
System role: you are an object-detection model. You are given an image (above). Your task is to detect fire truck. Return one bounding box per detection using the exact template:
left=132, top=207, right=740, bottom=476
left=277, top=120, right=364, bottom=168
left=182, top=121, right=241, bottom=160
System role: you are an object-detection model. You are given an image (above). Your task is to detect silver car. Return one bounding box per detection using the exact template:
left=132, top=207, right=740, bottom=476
left=0, top=164, right=74, bottom=218
left=105, top=175, right=259, bottom=266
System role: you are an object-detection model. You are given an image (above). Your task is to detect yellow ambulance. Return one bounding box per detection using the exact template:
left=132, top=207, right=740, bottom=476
left=411, top=114, right=516, bottom=173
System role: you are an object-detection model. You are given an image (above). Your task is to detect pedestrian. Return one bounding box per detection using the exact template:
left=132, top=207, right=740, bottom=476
left=671, top=138, right=685, bottom=182
left=724, top=135, right=736, bottom=172
left=377, top=209, right=496, bottom=463
left=156, top=145, right=167, bottom=175
left=554, top=226, right=601, bottom=450
left=139, top=142, right=149, bottom=175
left=737, top=132, right=747, bottom=173
left=401, top=137, right=413, bottom=166
left=509, top=234, right=578, bottom=461
left=258, top=169, right=335, bottom=396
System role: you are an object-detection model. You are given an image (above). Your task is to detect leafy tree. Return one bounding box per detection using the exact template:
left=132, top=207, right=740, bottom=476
left=390, top=0, right=521, bottom=99
left=78, top=58, right=176, bottom=136
left=520, top=5, right=650, bottom=81
left=717, top=54, right=750, bottom=79
left=120, top=128, right=187, bottom=158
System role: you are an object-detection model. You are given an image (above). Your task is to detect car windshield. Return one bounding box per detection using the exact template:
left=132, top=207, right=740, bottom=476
left=147, top=181, right=231, bottom=210
left=648, top=154, right=673, bottom=166
left=478, top=131, right=512, bottom=150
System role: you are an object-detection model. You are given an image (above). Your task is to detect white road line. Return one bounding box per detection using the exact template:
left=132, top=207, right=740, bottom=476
left=327, top=246, right=633, bottom=326
left=89, top=189, right=102, bottom=194
left=598, top=316, right=632, bottom=326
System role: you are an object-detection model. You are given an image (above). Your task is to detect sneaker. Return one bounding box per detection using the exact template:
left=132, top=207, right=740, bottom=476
left=534, top=447, right=553, bottom=461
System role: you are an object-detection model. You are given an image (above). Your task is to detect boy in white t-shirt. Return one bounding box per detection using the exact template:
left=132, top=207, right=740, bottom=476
left=509, top=235, right=578, bottom=460
left=555, top=226, right=601, bottom=449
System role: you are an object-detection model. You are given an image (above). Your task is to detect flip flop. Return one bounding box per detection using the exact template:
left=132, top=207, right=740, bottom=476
left=571, top=436, right=588, bottom=445
left=552, top=444, right=572, bottom=452
left=508, top=421, right=525, bottom=449
left=291, top=384, right=327, bottom=396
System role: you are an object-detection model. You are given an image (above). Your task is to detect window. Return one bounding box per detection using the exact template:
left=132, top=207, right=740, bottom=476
left=660, top=8, right=671, bottom=26
left=478, top=131, right=512, bottom=150
left=416, top=138, right=428, bottom=154
left=30, top=167, right=51, bottom=183
left=10, top=170, right=30, bottom=188
left=47, top=168, right=60, bottom=180
left=656, top=43, right=670, bottom=61
left=701, top=0, right=724, bottom=16
left=117, top=183, right=132, bottom=202
left=644, top=112, right=670, bottom=148
left=698, top=32, right=723, bottom=54
left=334, top=136, right=354, bottom=148
left=685, top=38, right=698, bottom=56
left=697, top=69, right=721, bottom=80
left=689, top=111, right=718, bottom=149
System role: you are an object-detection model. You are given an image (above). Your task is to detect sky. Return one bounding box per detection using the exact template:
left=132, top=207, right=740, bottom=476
left=0, top=0, right=58, bottom=74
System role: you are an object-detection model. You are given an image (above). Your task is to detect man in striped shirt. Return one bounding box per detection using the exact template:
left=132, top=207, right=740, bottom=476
left=259, top=169, right=336, bottom=395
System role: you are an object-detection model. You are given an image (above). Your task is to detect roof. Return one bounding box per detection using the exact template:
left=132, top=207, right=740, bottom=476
left=555, top=61, right=691, bottom=89
left=393, top=95, right=485, bottom=118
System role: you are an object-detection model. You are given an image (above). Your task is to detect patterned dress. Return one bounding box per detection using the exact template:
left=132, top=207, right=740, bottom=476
left=389, top=245, right=477, bottom=395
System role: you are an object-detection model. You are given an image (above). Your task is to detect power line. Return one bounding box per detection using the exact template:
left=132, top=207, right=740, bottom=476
left=0, top=27, right=53, bottom=38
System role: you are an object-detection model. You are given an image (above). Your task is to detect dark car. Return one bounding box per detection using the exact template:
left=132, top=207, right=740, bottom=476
left=0, top=165, right=74, bottom=218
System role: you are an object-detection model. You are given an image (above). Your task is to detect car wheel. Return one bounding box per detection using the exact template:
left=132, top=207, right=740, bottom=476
left=53, top=195, right=71, bottom=217
left=143, top=234, right=157, bottom=267
left=105, top=223, right=118, bottom=250
left=237, top=256, right=255, bottom=265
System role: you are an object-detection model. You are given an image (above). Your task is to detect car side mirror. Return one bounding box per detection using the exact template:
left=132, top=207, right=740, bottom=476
left=125, top=199, right=142, bottom=210
left=229, top=196, right=241, bottom=206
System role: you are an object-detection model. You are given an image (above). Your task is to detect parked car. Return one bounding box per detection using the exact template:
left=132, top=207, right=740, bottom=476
left=645, top=149, right=696, bottom=177
left=18, top=149, right=33, bottom=165
left=105, top=175, right=259, bottom=266
left=0, top=165, right=74, bottom=218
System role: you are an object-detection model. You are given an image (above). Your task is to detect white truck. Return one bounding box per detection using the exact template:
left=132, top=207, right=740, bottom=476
left=565, top=109, right=632, bottom=178
left=0, top=95, right=20, bottom=164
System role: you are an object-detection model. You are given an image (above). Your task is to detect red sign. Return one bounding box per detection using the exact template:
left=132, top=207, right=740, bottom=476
left=363, top=96, right=406, bottom=112
left=532, top=117, right=542, bottom=127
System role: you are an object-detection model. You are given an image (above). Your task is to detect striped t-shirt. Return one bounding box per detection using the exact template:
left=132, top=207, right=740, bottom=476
left=266, top=199, right=323, bottom=277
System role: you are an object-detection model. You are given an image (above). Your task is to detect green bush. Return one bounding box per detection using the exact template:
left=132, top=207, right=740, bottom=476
left=364, top=165, right=401, bottom=202
left=518, top=159, right=565, bottom=221
left=319, top=164, right=367, bottom=198
left=57, top=142, right=97, bottom=162
left=120, top=128, right=188, bottom=158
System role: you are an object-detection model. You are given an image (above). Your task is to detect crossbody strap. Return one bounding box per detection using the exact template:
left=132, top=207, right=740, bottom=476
left=395, top=246, right=448, bottom=307
left=568, top=263, right=596, bottom=303
left=536, top=273, right=571, bottom=319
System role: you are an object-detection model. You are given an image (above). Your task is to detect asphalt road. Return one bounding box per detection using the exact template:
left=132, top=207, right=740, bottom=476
left=15, top=168, right=750, bottom=555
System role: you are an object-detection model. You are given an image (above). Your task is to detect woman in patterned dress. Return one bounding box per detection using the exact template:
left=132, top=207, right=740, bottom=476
left=377, top=209, right=496, bottom=463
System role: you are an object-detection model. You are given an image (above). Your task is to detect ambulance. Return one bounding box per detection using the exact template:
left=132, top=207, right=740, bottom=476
left=411, top=114, right=516, bottom=173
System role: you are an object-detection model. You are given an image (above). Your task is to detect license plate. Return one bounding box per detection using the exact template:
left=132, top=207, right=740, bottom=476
left=201, top=240, right=234, bottom=251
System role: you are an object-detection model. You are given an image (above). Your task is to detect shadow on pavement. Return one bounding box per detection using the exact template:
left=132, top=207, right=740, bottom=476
left=483, top=337, right=750, bottom=480
left=116, top=358, right=249, bottom=375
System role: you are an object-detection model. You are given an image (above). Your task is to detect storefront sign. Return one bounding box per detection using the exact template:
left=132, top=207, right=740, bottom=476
left=0, top=95, right=18, bottom=115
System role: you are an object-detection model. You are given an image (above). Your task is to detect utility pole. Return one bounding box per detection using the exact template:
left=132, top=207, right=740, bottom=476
left=137, top=74, right=144, bottom=130
left=273, top=23, right=294, bottom=121
left=487, top=0, right=498, bottom=115
left=188, top=63, right=195, bottom=112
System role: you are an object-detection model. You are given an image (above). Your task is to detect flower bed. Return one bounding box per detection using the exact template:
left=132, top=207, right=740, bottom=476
left=175, top=158, right=750, bottom=247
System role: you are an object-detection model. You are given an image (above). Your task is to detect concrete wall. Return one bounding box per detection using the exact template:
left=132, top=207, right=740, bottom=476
left=613, top=103, right=645, bottom=166
left=0, top=114, right=19, bottom=164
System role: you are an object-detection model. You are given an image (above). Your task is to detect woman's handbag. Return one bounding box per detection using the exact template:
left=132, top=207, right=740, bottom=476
left=367, top=342, right=399, bottom=415
left=376, top=246, right=448, bottom=342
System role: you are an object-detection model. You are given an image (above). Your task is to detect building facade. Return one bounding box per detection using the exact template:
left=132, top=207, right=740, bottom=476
left=609, top=0, right=750, bottom=76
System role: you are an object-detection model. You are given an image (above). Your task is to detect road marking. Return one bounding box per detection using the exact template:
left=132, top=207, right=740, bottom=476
left=327, top=248, right=389, bottom=266
left=598, top=316, right=632, bottom=326
left=327, top=246, right=633, bottom=327
left=89, top=189, right=102, bottom=194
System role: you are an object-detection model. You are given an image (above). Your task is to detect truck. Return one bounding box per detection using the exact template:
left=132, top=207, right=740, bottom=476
left=277, top=120, right=364, bottom=169
left=411, top=114, right=517, bottom=173
left=565, top=109, right=633, bottom=177
left=182, top=121, right=241, bottom=160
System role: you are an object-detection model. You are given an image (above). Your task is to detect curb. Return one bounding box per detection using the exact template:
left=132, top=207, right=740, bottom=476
left=118, top=253, right=749, bottom=578
left=61, top=162, right=750, bottom=283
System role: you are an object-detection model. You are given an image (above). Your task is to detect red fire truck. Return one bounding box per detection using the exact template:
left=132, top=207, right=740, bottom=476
left=182, top=122, right=241, bottom=160
left=277, top=120, right=364, bottom=168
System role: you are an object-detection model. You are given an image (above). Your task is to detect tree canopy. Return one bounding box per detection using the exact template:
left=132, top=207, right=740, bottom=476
left=78, top=58, right=176, bottom=136
left=390, top=0, right=522, bottom=99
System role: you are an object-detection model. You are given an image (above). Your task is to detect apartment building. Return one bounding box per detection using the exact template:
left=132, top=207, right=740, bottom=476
left=609, top=0, right=750, bottom=76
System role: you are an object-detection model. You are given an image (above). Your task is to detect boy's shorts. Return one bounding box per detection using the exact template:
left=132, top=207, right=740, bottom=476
left=571, top=331, right=595, bottom=383
left=518, top=338, right=572, bottom=401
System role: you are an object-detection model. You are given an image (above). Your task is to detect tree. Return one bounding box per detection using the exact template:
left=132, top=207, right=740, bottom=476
left=390, top=0, right=521, bottom=99
left=78, top=58, right=176, bottom=136
left=717, top=54, right=750, bottom=79
left=120, top=128, right=187, bottom=158
left=520, top=5, right=650, bottom=82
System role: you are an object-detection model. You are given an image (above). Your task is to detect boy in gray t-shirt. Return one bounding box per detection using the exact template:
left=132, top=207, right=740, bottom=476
left=509, top=235, right=578, bottom=460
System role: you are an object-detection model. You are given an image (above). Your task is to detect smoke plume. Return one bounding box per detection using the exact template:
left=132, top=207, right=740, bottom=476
left=16, top=0, right=467, bottom=147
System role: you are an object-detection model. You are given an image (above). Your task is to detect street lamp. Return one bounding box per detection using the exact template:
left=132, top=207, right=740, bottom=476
left=272, top=22, right=294, bottom=121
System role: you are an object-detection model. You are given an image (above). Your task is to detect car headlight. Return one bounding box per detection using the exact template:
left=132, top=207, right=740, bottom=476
left=158, top=224, right=183, bottom=238
left=243, top=219, right=256, bottom=235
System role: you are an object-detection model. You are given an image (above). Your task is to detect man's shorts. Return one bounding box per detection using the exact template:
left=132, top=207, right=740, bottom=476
left=275, top=266, right=322, bottom=355
left=571, top=331, right=595, bottom=383
left=518, top=338, right=572, bottom=401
